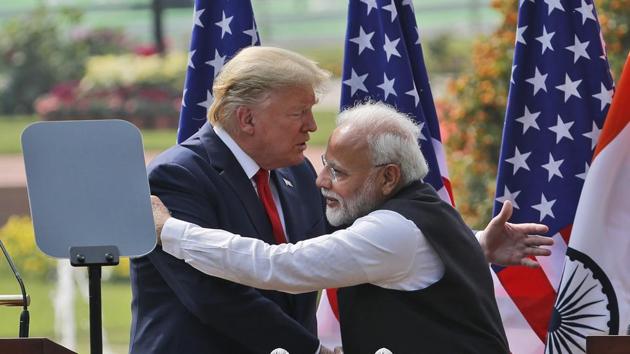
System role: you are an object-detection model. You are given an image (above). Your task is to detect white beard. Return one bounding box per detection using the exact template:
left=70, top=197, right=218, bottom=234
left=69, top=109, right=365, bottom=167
left=321, top=176, right=381, bottom=227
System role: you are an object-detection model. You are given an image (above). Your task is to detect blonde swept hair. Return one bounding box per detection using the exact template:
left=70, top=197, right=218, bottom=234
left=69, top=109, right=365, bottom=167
left=207, top=46, right=331, bottom=130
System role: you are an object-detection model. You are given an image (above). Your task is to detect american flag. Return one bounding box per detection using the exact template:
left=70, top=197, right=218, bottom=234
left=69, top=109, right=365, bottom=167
left=493, top=0, right=614, bottom=352
left=177, top=0, right=260, bottom=143
left=340, top=0, right=453, bottom=203
left=317, top=0, right=454, bottom=345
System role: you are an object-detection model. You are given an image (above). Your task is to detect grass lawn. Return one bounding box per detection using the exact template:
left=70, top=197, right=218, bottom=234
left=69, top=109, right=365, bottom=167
left=0, top=116, right=36, bottom=154
left=0, top=271, right=131, bottom=354
left=0, top=110, right=337, bottom=155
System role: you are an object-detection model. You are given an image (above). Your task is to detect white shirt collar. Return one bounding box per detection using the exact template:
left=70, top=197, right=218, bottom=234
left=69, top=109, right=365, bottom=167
left=213, top=125, right=260, bottom=180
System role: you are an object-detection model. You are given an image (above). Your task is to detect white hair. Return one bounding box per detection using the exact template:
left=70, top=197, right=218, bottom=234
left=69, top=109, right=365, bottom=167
left=336, top=102, right=429, bottom=186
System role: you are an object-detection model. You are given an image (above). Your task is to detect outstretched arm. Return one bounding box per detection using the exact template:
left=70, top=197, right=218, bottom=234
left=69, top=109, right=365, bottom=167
left=478, top=201, right=552, bottom=268
left=152, top=196, right=423, bottom=294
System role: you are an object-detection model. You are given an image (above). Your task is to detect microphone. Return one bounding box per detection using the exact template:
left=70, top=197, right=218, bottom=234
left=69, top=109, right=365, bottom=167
left=0, top=239, right=30, bottom=337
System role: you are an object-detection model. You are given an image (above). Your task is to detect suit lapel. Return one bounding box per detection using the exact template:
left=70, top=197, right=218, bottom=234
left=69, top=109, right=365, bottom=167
left=198, top=124, right=276, bottom=245
left=273, top=169, right=307, bottom=243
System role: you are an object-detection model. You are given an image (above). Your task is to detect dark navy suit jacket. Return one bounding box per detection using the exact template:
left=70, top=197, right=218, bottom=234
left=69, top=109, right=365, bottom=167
left=129, top=123, right=327, bottom=353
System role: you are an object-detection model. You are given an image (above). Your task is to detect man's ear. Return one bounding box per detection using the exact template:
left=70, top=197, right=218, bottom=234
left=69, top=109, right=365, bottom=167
left=381, top=164, right=401, bottom=196
left=235, top=106, right=255, bottom=135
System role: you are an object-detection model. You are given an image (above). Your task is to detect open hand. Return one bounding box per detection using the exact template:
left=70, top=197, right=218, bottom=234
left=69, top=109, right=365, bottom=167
left=479, top=201, right=552, bottom=268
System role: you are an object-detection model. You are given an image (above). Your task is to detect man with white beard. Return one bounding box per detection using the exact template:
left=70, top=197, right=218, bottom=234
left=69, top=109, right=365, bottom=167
left=151, top=102, right=550, bottom=353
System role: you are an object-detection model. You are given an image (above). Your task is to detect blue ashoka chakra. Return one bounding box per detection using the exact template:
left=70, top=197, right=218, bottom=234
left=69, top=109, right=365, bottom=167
left=545, top=247, right=619, bottom=354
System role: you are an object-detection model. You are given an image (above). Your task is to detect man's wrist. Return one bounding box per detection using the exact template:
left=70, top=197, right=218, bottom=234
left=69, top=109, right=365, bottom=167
left=475, top=230, right=492, bottom=263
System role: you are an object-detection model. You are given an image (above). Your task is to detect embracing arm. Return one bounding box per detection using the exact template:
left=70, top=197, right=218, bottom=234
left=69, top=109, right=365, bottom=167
left=154, top=195, right=420, bottom=294
left=148, top=162, right=319, bottom=353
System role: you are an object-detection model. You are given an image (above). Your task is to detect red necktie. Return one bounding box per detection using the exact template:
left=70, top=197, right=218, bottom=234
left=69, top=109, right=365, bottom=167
left=254, top=169, right=287, bottom=244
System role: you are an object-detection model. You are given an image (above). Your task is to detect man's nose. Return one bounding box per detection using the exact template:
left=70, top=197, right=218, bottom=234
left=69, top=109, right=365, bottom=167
left=316, top=168, right=332, bottom=189
left=303, top=110, right=317, bottom=132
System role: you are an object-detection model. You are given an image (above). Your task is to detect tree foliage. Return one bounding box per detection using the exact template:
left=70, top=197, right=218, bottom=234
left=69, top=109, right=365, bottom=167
left=0, top=7, right=88, bottom=114
left=598, top=0, right=630, bottom=76
left=0, top=7, right=135, bottom=115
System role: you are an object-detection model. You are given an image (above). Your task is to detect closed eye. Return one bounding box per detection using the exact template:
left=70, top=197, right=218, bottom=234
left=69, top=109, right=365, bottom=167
left=289, top=108, right=310, bottom=118
left=331, top=167, right=347, bottom=178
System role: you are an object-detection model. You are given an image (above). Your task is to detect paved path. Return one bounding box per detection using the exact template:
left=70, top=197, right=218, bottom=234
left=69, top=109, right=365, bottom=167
left=0, top=154, right=26, bottom=188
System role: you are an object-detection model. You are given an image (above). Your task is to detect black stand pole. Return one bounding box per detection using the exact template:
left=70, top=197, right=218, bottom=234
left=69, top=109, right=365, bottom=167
left=0, top=239, right=30, bottom=338
left=19, top=309, right=29, bottom=338
left=70, top=246, right=119, bottom=354
left=88, top=265, right=102, bottom=354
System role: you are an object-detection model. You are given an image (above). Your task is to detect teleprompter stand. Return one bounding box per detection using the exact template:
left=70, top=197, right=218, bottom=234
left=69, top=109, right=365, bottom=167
left=22, top=120, right=156, bottom=354
left=69, top=246, right=120, bottom=354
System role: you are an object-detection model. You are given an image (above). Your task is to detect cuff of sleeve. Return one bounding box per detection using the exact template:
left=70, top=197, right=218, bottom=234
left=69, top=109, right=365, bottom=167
left=161, top=217, right=191, bottom=260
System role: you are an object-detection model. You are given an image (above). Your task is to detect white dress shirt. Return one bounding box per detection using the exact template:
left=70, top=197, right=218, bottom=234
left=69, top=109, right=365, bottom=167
left=161, top=209, right=445, bottom=294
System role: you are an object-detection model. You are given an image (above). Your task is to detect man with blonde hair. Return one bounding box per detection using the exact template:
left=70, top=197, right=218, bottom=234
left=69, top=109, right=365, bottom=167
left=130, top=46, right=332, bottom=354
left=151, top=102, right=551, bottom=353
